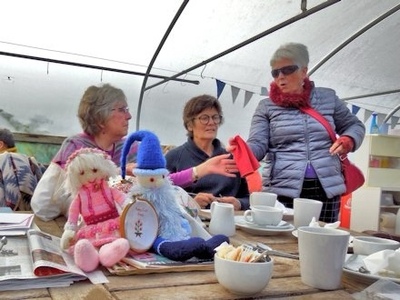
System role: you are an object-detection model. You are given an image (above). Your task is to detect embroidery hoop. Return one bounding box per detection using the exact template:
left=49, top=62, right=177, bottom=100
left=120, top=195, right=159, bottom=253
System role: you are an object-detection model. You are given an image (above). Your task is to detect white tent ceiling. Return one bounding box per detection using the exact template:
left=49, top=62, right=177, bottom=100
left=1, top=0, right=399, bottom=145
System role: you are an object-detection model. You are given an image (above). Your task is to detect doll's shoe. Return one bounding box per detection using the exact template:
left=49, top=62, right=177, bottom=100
left=195, top=234, right=230, bottom=259
left=74, top=239, right=99, bottom=272
left=98, top=238, right=130, bottom=267
left=156, top=237, right=205, bottom=261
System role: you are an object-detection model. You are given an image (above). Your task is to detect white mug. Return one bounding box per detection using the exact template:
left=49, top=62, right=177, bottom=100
left=250, top=192, right=277, bottom=207
left=208, top=202, right=236, bottom=236
left=298, top=226, right=350, bottom=290
left=293, top=198, right=323, bottom=228
left=244, top=205, right=283, bottom=226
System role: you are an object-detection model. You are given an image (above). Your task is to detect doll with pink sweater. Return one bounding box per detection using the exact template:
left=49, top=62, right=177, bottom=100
left=60, top=148, right=130, bottom=272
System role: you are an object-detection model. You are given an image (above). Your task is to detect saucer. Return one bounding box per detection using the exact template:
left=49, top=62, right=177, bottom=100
left=244, top=219, right=291, bottom=229
left=234, top=216, right=295, bottom=236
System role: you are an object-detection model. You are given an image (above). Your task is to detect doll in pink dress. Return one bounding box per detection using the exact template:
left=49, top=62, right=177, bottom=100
left=60, top=148, right=130, bottom=272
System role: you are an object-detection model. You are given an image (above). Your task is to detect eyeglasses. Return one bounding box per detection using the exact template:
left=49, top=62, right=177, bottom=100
left=271, top=65, right=299, bottom=78
left=112, top=107, right=130, bottom=114
left=194, top=114, right=222, bottom=125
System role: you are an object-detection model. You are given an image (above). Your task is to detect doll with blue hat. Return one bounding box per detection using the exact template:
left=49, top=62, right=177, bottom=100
left=121, top=130, right=229, bottom=261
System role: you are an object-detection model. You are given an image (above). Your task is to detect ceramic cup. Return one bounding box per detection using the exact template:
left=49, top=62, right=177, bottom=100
left=250, top=192, right=277, bottom=207
left=244, top=205, right=283, bottom=226
left=293, top=198, right=323, bottom=228
left=298, top=226, right=350, bottom=290
left=209, top=202, right=236, bottom=236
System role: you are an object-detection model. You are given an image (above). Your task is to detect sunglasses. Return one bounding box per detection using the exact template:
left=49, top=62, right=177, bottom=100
left=271, top=65, right=299, bottom=78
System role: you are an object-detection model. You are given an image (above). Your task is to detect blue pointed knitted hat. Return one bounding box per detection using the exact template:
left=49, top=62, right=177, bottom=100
left=120, top=130, right=168, bottom=178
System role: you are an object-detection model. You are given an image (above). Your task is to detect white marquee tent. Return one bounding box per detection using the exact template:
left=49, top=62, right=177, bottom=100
left=1, top=0, right=399, bottom=145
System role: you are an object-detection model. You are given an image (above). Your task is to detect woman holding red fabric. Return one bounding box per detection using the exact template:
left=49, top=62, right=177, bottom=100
left=238, top=42, right=365, bottom=222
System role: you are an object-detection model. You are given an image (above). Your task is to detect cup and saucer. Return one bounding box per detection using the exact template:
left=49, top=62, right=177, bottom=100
left=244, top=219, right=292, bottom=229
left=235, top=205, right=295, bottom=235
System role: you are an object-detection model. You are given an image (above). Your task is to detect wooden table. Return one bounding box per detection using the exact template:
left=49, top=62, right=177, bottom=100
left=0, top=216, right=371, bottom=300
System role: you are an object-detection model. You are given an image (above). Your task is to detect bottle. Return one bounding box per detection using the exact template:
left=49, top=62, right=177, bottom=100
left=370, top=112, right=379, bottom=134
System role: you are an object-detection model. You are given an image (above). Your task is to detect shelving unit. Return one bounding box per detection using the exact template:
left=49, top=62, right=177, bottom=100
left=350, top=134, right=400, bottom=233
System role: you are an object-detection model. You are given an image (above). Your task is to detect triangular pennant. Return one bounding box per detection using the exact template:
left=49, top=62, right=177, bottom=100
left=363, top=110, right=373, bottom=123
left=244, top=90, right=253, bottom=108
left=260, top=87, right=268, bottom=96
left=231, top=86, right=240, bottom=104
left=391, top=116, right=399, bottom=129
left=216, top=79, right=226, bottom=99
left=377, top=113, right=385, bottom=125
left=351, top=105, right=360, bottom=115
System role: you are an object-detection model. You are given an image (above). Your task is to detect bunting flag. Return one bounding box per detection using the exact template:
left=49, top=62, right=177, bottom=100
left=216, top=79, right=226, bottom=99
left=376, top=113, right=388, bottom=134
left=231, top=86, right=240, bottom=104
left=351, top=105, right=360, bottom=115
left=260, top=87, right=268, bottom=96
left=214, top=78, right=266, bottom=104
left=244, top=91, right=253, bottom=108
left=363, top=110, right=373, bottom=123
left=377, top=113, right=386, bottom=125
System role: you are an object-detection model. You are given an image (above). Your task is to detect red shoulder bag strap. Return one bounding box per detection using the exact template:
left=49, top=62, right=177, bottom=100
left=299, top=107, right=337, bottom=142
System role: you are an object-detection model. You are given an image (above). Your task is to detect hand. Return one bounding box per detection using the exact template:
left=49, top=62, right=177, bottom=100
left=218, top=196, right=241, bottom=211
left=225, top=137, right=237, bottom=152
left=196, top=154, right=238, bottom=178
left=125, top=162, right=137, bottom=176
left=329, top=135, right=354, bottom=156
left=193, top=193, right=216, bottom=209
left=60, top=229, right=75, bottom=250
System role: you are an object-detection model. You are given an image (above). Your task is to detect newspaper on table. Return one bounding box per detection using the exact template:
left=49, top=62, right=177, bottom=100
left=0, top=229, right=88, bottom=291
left=0, top=213, right=34, bottom=236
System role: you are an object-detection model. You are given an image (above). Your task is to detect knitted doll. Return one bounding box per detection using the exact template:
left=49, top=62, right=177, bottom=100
left=60, top=148, right=130, bottom=272
left=120, top=130, right=229, bottom=261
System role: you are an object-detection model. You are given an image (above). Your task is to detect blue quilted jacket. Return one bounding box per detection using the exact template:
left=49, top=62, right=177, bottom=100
left=247, top=86, right=365, bottom=198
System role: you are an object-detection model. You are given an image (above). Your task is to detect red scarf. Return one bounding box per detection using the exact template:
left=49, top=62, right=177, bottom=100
left=269, top=78, right=314, bottom=108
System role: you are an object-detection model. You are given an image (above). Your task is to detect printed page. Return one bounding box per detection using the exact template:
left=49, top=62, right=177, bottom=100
left=27, top=229, right=86, bottom=277
left=0, top=236, right=36, bottom=281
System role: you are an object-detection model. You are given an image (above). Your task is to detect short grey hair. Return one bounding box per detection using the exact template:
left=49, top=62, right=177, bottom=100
left=0, top=128, right=15, bottom=148
left=77, top=83, right=127, bottom=136
left=270, top=42, right=309, bottom=68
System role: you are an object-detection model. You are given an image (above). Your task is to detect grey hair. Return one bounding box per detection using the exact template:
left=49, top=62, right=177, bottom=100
left=0, top=128, right=15, bottom=148
left=77, top=83, right=127, bottom=136
left=270, top=42, right=309, bottom=68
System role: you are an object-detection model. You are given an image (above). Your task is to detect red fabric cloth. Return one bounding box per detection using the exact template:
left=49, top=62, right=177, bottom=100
left=245, top=172, right=263, bottom=194
left=231, top=135, right=262, bottom=193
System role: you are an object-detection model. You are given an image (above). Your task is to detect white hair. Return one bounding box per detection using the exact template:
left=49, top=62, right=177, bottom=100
left=65, top=148, right=118, bottom=195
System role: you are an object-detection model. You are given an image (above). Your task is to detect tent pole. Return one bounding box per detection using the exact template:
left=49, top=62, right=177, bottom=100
left=383, top=104, right=400, bottom=125
left=143, top=0, right=340, bottom=92
left=0, top=50, right=199, bottom=85
left=308, top=3, right=400, bottom=76
left=136, top=0, right=190, bottom=130
left=341, top=89, right=400, bottom=101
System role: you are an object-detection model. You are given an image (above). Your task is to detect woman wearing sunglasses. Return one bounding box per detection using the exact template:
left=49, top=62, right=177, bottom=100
left=166, top=94, right=250, bottom=211
left=236, top=42, right=365, bottom=222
